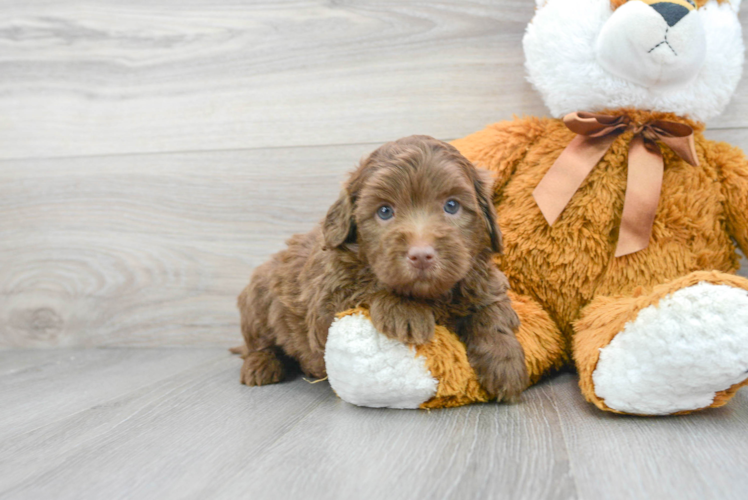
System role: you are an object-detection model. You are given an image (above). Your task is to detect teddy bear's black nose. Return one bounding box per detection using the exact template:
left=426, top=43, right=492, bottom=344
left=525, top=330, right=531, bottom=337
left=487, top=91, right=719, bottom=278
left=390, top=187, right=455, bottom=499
left=650, top=2, right=690, bottom=27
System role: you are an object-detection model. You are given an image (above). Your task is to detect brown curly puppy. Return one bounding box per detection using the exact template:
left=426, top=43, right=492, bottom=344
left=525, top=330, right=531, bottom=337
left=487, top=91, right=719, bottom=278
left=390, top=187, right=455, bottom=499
left=237, top=135, right=528, bottom=402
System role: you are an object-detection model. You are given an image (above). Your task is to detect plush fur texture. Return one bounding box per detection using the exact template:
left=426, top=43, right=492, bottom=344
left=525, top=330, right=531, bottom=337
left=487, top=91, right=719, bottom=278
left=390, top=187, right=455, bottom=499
left=237, top=135, right=528, bottom=401
left=574, top=272, right=748, bottom=414
left=453, top=110, right=746, bottom=334
left=596, top=0, right=707, bottom=90
left=442, top=0, right=748, bottom=415
left=507, top=291, right=567, bottom=385
left=593, top=283, right=748, bottom=415
left=326, top=307, right=491, bottom=409
left=325, top=309, right=439, bottom=409
left=524, top=0, right=744, bottom=121
left=414, top=320, right=490, bottom=409
left=452, top=106, right=748, bottom=413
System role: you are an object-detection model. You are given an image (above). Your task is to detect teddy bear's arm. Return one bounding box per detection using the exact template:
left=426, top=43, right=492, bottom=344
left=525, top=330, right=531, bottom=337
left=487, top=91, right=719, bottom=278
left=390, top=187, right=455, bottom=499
left=715, top=140, right=748, bottom=255
left=451, top=117, right=548, bottom=195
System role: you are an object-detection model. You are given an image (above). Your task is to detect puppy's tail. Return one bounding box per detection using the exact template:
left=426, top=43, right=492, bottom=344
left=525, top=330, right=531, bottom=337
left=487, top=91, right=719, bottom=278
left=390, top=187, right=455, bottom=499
left=229, top=345, right=250, bottom=358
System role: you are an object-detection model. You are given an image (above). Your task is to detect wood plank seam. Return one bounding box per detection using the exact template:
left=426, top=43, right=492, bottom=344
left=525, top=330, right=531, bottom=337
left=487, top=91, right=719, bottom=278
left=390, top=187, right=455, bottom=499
left=544, top=382, right=583, bottom=500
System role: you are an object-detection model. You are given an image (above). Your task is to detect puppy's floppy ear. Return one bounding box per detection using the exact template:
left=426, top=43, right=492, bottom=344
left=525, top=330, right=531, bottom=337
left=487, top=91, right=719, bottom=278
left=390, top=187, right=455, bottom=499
left=473, top=167, right=503, bottom=254
left=323, top=189, right=355, bottom=249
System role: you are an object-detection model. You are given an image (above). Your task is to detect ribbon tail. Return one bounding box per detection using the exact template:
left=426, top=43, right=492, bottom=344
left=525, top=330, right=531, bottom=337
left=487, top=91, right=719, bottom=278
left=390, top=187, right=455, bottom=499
left=615, top=136, right=664, bottom=257
left=658, top=133, right=699, bottom=167
left=533, top=133, right=616, bottom=225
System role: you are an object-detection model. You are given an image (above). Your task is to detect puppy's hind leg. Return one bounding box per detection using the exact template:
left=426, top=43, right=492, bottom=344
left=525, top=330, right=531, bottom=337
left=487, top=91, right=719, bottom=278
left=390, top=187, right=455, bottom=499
left=237, top=268, right=288, bottom=386
left=240, top=348, right=287, bottom=386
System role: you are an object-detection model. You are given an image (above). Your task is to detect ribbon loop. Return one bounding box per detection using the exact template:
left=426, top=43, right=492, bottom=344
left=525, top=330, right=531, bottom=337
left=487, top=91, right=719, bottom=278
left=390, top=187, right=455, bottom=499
left=563, top=111, right=628, bottom=137
left=533, top=112, right=699, bottom=257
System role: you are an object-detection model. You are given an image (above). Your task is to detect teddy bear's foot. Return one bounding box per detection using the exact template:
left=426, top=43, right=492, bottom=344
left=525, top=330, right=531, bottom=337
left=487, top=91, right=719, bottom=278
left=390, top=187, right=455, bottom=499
left=325, top=310, right=439, bottom=408
left=325, top=307, right=499, bottom=409
left=575, top=272, right=748, bottom=415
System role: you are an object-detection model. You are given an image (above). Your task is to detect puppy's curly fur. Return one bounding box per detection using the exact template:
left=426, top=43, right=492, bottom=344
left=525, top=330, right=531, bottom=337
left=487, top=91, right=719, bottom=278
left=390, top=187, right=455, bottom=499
left=237, top=135, right=528, bottom=401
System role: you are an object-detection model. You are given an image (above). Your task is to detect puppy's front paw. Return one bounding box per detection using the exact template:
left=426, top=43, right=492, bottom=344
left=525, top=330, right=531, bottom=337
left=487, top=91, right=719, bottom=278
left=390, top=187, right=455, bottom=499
left=472, top=348, right=529, bottom=403
left=370, top=296, right=435, bottom=345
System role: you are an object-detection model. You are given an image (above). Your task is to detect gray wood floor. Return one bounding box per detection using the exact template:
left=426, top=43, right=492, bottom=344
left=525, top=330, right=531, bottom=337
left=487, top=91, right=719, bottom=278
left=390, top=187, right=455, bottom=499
left=1, top=348, right=747, bottom=500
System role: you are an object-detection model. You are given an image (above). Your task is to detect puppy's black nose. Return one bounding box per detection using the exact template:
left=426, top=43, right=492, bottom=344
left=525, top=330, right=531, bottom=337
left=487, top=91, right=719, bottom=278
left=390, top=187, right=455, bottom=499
left=407, top=246, right=435, bottom=270
left=650, top=2, right=689, bottom=27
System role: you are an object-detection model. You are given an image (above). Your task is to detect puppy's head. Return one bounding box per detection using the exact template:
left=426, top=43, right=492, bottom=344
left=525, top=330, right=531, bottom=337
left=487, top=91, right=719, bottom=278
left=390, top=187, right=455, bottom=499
left=324, top=135, right=501, bottom=299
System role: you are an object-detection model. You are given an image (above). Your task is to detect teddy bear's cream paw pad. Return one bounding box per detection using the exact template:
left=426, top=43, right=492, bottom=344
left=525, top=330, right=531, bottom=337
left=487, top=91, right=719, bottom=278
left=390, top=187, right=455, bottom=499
left=593, top=283, right=748, bottom=415
left=325, top=312, right=438, bottom=409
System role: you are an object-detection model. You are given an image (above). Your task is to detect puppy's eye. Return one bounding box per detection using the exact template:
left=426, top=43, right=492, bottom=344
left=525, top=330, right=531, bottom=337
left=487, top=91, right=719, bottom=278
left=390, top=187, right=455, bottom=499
left=377, top=205, right=394, bottom=220
left=443, top=199, right=460, bottom=215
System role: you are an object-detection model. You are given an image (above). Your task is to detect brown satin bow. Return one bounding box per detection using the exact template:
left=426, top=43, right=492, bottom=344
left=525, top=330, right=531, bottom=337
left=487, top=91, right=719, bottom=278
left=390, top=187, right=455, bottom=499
left=532, top=111, right=699, bottom=257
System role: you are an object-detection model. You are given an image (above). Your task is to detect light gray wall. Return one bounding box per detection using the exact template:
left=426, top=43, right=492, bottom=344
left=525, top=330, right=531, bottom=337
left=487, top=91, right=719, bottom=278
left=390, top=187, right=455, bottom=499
left=1, top=1, right=747, bottom=348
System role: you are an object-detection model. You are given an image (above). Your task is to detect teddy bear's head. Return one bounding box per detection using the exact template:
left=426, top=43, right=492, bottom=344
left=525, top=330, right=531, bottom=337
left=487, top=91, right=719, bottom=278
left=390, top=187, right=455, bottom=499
left=524, top=0, right=744, bottom=122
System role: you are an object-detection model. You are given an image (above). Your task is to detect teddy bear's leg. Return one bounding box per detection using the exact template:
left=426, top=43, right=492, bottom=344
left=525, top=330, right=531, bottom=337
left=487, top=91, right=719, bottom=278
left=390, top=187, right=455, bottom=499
left=325, top=293, right=564, bottom=409
left=325, top=309, right=441, bottom=408
left=507, top=291, right=567, bottom=385
left=573, top=271, right=748, bottom=415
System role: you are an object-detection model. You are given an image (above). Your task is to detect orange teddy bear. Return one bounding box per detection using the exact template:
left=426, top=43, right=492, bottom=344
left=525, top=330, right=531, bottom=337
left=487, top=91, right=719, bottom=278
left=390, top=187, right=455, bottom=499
left=325, top=0, right=748, bottom=415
